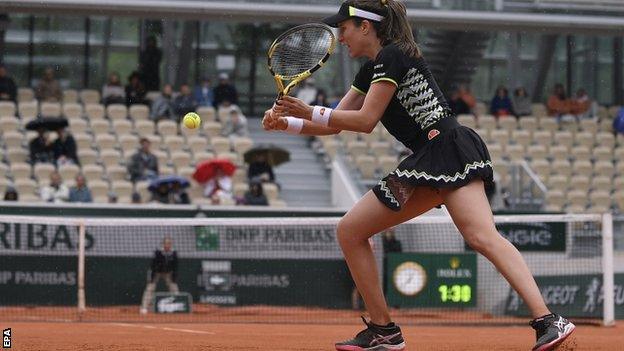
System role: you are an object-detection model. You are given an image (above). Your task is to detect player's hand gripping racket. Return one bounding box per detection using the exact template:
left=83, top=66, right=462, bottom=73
left=267, top=23, right=336, bottom=100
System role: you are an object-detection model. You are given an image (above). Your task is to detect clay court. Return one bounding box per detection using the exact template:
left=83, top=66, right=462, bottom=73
left=8, top=321, right=622, bottom=351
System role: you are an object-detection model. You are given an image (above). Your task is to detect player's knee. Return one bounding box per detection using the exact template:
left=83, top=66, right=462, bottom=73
left=463, top=232, right=495, bottom=254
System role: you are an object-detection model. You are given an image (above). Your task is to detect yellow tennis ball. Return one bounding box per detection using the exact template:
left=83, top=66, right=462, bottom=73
left=183, top=112, right=201, bottom=129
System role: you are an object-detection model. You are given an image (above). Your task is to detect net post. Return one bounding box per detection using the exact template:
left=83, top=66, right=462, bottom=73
left=77, top=220, right=86, bottom=315
left=602, top=212, right=615, bottom=326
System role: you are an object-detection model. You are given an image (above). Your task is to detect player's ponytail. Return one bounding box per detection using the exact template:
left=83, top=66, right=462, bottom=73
left=349, top=0, right=421, bottom=58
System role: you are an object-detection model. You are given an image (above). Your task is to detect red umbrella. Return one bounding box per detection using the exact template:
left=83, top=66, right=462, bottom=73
left=193, top=159, right=237, bottom=183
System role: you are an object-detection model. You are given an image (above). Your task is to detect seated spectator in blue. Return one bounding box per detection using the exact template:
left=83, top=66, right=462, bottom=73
left=447, top=89, right=471, bottom=116
left=4, top=186, right=18, bottom=201
left=150, top=84, right=175, bottom=122
left=243, top=181, right=268, bottom=206
left=125, top=71, right=147, bottom=106
left=614, top=107, right=624, bottom=136
left=69, top=174, right=93, bottom=203
left=0, top=64, right=17, bottom=103
left=171, top=182, right=190, bottom=204
left=52, top=127, right=79, bottom=166
left=29, top=128, right=54, bottom=164
left=127, top=137, right=159, bottom=182
left=173, top=84, right=197, bottom=121
left=511, top=87, right=532, bottom=117
left=150, top=183, right=171, bottom=204
left=102, top=72, right=126, bottom=106
left=490, top=86, right=513, bottom=117
left=193, top=76, right=214, bottom=107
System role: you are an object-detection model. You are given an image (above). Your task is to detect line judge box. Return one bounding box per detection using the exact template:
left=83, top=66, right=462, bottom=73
left=153, top=292, right=193, bottom=314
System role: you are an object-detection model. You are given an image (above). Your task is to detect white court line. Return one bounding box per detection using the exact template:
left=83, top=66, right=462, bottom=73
left=110, top=323, right=216, bottom=335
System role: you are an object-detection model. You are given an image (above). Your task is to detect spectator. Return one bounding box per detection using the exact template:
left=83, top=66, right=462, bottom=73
left=295, top=78, right=318, bottom=105
left=139, top=35, right=162, bottom=92
left=243, top=181, right=268, bottom=206
left=68, top=174, right=93, bottom=203
left=221, top=107, right=249, bottom=140
left=193, top=76, right=214, bottom=107
left=511, top=87, right=532, bottom=118
left=457, top=84, right=477, bottom=112
left=35, top=67, right=62, bottom=102
left=213, top=73, right=238, bottom=108
left=0, top=64, right=17, bottom=103
left=101, top=72, right=126, bottom=106
left=447, top=89, right=471, bottom=116
left=490, top=86, right=513, bottom=117
left=3, top=186, right=18, bottom=201
left=247, top=153, right=275, bottom=184
left=150, top=84, right=175, bottom=122
left=171, top=182, right=190, bottom=205
left=52, top=127, right=79, bottom=166
left=40, top=171, right=69, bottom=203
left=125, top=71, right=147, bottom=106
left=547, top=83, right=573, bottom=121
left=128, top=137, right=159, bottom=182
left=172, top=83, right=197, bottom=120
left=613, top=107, right=624, bottom=135
left=29, top=128, right=53, bottom=164
left=139, top=237, right=179, bottom=314
left=203, top=169, right=233, bottom=205
left=570, top=88, right=595, bottom=120
left=150, top=183, right=171, bottom=204
left=107, top=191, right=118, bottom=204
left=310, top=89, right=330, bottom=107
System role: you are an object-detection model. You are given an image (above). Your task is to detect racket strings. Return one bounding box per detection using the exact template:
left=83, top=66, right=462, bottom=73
left=271, top=27, right=333, bottom=78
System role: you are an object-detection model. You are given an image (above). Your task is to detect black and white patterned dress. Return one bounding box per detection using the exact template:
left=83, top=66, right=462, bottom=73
left=351, top=44, right=494, bottom=211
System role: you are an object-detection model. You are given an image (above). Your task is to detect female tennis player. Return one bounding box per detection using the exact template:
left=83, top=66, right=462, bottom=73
left=264, top=1, right=575, bottom=350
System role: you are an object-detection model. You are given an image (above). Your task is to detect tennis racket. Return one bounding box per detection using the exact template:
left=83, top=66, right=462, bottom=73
left=267, top=23, right=336, bottom=99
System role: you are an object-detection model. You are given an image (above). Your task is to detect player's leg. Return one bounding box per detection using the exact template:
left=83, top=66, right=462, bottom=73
left=335, top=187, right=442, bottom=351
left=441, top=180, right=575, bottom=350
left=164, top=273, right=179, bottom=293
left=140, top=275, right=157, bottom=313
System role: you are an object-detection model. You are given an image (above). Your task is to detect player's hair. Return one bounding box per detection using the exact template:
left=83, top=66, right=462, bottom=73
left=349, top=0, right=421, bottom=58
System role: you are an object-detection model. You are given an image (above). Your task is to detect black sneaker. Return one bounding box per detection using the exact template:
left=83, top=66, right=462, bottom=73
left=335, top=316, right=406, bottom=351
left=530, top=313, right=576, bottom=351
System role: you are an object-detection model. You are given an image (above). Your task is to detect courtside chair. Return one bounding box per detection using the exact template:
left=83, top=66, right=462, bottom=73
left=548, top=145, right=571, bottom=162
left=40, top=102, right=62, bottom=118
left=79, top=89, right=100, bottom=105
left=553, top=131, right=574, bottom=150
left=477, top=115, right=497, bottom=130
left=17, top=88, right=35, bottom=103
left=473, top=128, right=489, bottom=142
left=177, top=166, right=195, bottom=181
left=129, top=104, right=149, bottom=121
left=370, top=141, right=392, bottom=157
left=192, top=151, right=215, bottom=164
left=356, top=155, right=377, bottom=179
left=575, top=131, right=596, bottom=149
left=197, top=106, right=216, bottom=122
left=215, top=152, right=238, bottom=165
left=78, top=149, right=98, bottom=165
left=95, top=134, right=117, bottom=150
left=157, top=120, right=178, bottom=136
left=73, top=133, right=93, bottom=151
left=112, top=119, right=133, bottom=136
left=589, top=190, right=612, bottom=211
left=569, top=175, right=591, bottom=193
left=531, top=103, right=548, bottom=118
left=33, top=163, right=55, bottom=182
left=572, top=160, right=593, bottom=176
left=545, top=190, right=566, bottom=212
left=527, top=144, right=548, bottom=161
left=111, top=180, right=133, bottom=203
left=105, top=164, right=127, bottom=181
left=547, top=174, right=569, bottom=192
left=591, top=176, right=612, bottom=192
left=570, top=145, right=592, bottom=163
left=0, top=117, right=20, bottom=132
left=134, top=180, right=151, bottom=203
left=152, top=150, right=169, bottom=169
left=378, top=155, right=398, bottom=175
left=0, top=101, right=16, bottom=116
left=518, top=116, right=538, bottom=133
left=457, top=114, right=476, bottom=129
left=134, top=120, right=156, bottom=136
left=490, top=129, right=510, bottom=146
left=579, top=118, right=599, bottom=135
left=318, top=136, right=340, bottom=159
left=594, top=161, right=615, bottom=178
left=340, top=131, right=359, bottom=144
left=593, top=146, right=613, bottom=163
left=14, top=178, right=37, bottom=198
left=170, top=151, right=192, bottom=170
left=597, top=132, right=616, bottom=149
left=202, top=121, right=222, bottom=137
left=346, top=140, right=368, bottom=157
left=232, top=137, right=254, bottom=157
left=164, top=135, right=186, bottom=153
left=82, top=164, right=105, bottom=181
left=532, top=130, right=552, bottom=147
left=106, top=104, right=128, bottom=120
left=498, top=117, right=517, bottom=133
left=90, top=119, right=111, bottom=136
left=210, top=136, right=232, bottom=154
left=18, top=101, right=38, bottom=120
left=6, top=147, right=28, bottom=164
left=262, top=183, right=280, bottom=202
left=63, top=89, right=78, bottom=104
left=85, top=103, right=106, bottom=120
left=551, top=160, right=573, bottom=180
left=10, top=162, right=31, bottom=179
left=58, top=164, right=80, bottom=181
left=160, top=165, right=176, bottom=176
left=99, top=149, right=122, bottom=168
left=69, top=118, right=88, bottom=134
left=233, top=182, right=249, bottom=198
left=504, top=144, right=525, bottom=161
left=512, top=130, right=532, bottom=149
left=530, top=158, right=550, bottom=179
left=566, top=190, right=588, bottom=210
left=187, top=136, right=209, bottom=155
left=538, top=118, right=558, bottom=134
left=487, top=144, right=503, bottom=161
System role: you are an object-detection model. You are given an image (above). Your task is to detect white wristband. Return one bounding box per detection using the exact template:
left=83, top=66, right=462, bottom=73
left=311, top=105, right=332, bottom=127
left=284, top=116, right=303, bottom=134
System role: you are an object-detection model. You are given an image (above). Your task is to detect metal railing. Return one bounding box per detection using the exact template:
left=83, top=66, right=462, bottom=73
left=505, top=160, right=547, bottom=211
